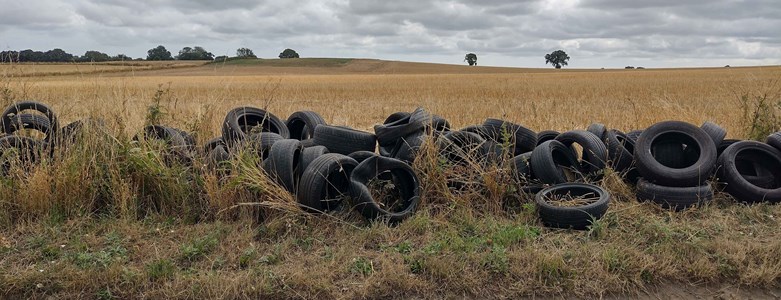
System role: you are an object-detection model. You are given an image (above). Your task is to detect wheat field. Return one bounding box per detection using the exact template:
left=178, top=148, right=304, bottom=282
left=1, top=59, right=781, bottom=299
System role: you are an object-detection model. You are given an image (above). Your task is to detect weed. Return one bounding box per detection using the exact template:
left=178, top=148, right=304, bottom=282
left=145, top=259, right=176, bottom=282
left=180, top=234, right=219, bottom=262
left=350, top=257, right=374, bottom=276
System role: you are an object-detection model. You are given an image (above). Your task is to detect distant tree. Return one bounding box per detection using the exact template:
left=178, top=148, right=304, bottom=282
left=81, top=50, right=111, bottom=62
left=112, top=54, right=132, bottom=61
left=19, top=49, right=44, bottom=62
left=464, top=53, right=477, bottom=66
left=0, top=51, right=19, bottom=62
left=236, top=47, right=256, bottom=58
left=214, top=55, right=229, bottom=62
left=147, top=45, right=173, bottom=61
left=44, top=48, right=74, bottom=62
left=176, top=46, right=214, bottom=60
left=278, top=48, right=299, bottom=59
left=544, top=50, right=570, bottom=69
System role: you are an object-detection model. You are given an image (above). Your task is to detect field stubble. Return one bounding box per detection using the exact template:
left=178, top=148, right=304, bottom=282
left=1, top=62, right=781, bottom=298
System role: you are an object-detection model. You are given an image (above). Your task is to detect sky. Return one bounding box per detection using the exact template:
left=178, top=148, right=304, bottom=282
left=1, top=0, right=780, bottom=68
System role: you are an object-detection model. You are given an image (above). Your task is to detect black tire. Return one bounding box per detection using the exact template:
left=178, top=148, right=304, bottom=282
left=586, top=123, right=607, bottom=140
left=718, top=139, right=741, bottom=158
left=428, top=115, right=450, bottom=134
left=374, top=107, right=429, bottom=148
left=203, top=137, right=230, bottom=170
left=348, top=151, right=378, bottom=164
left=554, top=130, right=608, bottom=177
left=483, top=118, right=537, bottom=155
left=535, top=183, right=610, bottom=230
left=245, top=132, right=284, bottom=160
left=59, top=118, right=106, bottom=145
left=636, top=178, right=713, bottom=211
left=536, top=130, right=559, bottom=146
left=300, top=138, right=316, bottom=148
left=717, top=141, right=781, bottom=203
left=297, top=153, right=359, bottom=212
left=348, top=155, right=420, bottom=223
left=298, top=145, right=329, bottom=180
left=701, top=121, right=727, bottom=148
left=4, top=113, right=52, bottom=135
left=168, top=127, right=196, bottom=153
left=437, top=130, right=486, bottom=165
left=264, top=139, right=304, bottom=192
left=391, top=131, right=427, bottom=164
left=767, top=132, right=781, bottom=152
left=221, top=106, right=289, bottom=146
left=0, top=135, right=39, bottom=174
left=634, top=121, right=717, bottom=187
left=626, top=130, right=643, bottom=143
left=530, top=140, right=583, bottom=184
left=314, top=125, right=376, bottom=155
left=509, top=151, right=533, bottom=182
left=141, top=125, right=192, bottom=165
left=1, top=101, right=59, bottom=144
left=604, top=129, right=635, bottom=173
left=286, top=111, right=327, bottom=140
left=383, top=112, right=410, bottom=125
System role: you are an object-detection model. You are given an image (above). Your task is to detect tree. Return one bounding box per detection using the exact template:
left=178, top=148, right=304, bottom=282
left=147, top=45, right=173, bottom=61
left=44, top=48, right=74, bottom=62
left=176, top=46, right=214, bottom=60
left=464, top=53, right=477, bottom=66
left=278, top=48, right=299, bottom=59
left=112, top=54, right=132, bottom=61
left=81, top=50, right=111, bottom=62
left=544, top=50, right=570, bottom=69
left=236, top=48, right=256, bottom=58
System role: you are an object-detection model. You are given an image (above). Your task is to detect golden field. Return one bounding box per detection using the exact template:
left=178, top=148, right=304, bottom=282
left=2, top=59, right=781, bottom=299
left=5, top=59, right=780, bottom=138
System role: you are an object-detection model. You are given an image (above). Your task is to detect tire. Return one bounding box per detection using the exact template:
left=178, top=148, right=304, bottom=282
left=536, top=130, right=559, bottom=146
left=428, top=115, right=450, bottom=134
left=717, top=141, right=781, bottom=203
left=59, top=118, right=106, bottom=145
left=245, top=132, right=284, bottom=160
left=701, top=121, right=727, bottom=148
left=374, top=107, right=429, bottom=149
left=530, top=140, right=583, bottom=184
left=314, top=125, right=376, bottom=155
left=554, top=130, right=608, bottom=177
left=4, top=113, right=52, bottom=135
left=718, top=139, right=741, bottom=158
left=221, top=106, right=289, bottom=146
left=634, top=121, right=717, bottom=187
left=535, top=183, right=610, bottom=230
left=204, top=137, right=230, bottom=170
left=297, top=153, right=359, bottom=212
left=300, top=138, right=316, bottom=148
left=626, top=130, right=643, bottom=143
left=168, top=127, right=196, bottom=153
left=586, top=123, right=607, bottom=140
left=141, top=125, right=192, bottom=165
left=264, top=139, right=304, bottom=192
left=1, top=101, right=59, bottom=144
left=391, top=130, right=427, bottom=164
left=483, top=118, right=537, bottom=155
left=767, top=132, right=781, bottom=152
left=0, top=135, right=39, bottom=174
left=286, top=111, right=327, bottom=140
left=636, top=178, right=713, bottom=211
left=604, top=129, right=635, bottom=173
left=298, top=145, right=329, bottom=180
left=348, top=155, right=420, bottom=223
left=437, top=130, right=486, bottom=165
left=509, top=152, right=533, bottom=182
left=383, top=112, right=410, bottom=125
left=348, top=151, right=378, bottom=164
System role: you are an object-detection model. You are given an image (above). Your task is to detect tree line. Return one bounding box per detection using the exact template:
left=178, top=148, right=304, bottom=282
left=0, top=46, right=301, bottom=63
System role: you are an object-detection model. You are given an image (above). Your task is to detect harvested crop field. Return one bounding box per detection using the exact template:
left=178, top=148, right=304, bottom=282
left=1, top=59, right=781, bottom=299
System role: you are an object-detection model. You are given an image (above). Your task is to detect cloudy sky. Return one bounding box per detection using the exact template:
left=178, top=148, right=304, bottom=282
left=1, top=0, right=780, bottom=68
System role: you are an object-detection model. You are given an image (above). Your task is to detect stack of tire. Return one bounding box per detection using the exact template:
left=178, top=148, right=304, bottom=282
left=714, top=131, right=781, bottom=203
left=0, top=101, right=60, bottom=174
left=632, top=121, right=723, bottom=211
left=212, top=106, right=424, bottom=223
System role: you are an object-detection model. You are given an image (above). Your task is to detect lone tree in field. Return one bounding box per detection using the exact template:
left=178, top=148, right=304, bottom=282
left=147, top=45, right=173, bottom=61
left=176, top=46, right=214, bottom=60
left=544, top=50, right=570, bottom=69
left=464, top=53, right=477, bottom=66
left=236, top=48, right=256, bottom=58
left=279, top=48, right=299, bottom=59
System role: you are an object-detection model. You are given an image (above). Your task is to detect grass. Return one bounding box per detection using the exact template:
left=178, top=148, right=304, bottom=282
left=0, top=60, right=780, bottom=298
left=213, top=57, right=353, bottom=67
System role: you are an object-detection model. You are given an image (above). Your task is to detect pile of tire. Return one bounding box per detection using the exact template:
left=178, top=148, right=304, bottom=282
left=0, top=101, right=61, bottom=174
left=211, top=106, right=425, bottom=223
left=715, top=131, right=781, bottom=203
